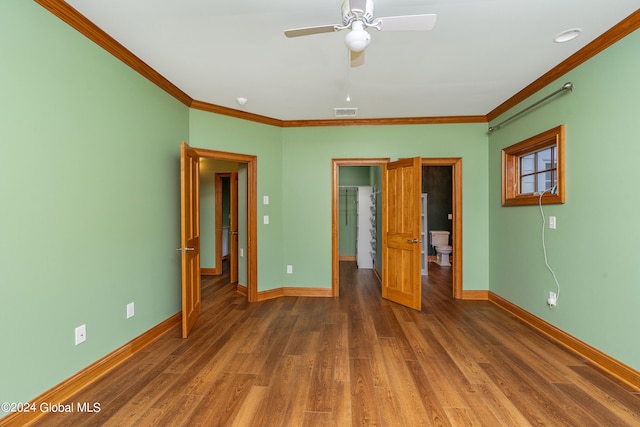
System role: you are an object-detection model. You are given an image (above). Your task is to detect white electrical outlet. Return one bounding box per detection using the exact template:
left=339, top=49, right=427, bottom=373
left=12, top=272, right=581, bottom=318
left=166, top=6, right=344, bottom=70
left=286, top=265, right=293, bottom=274
left=75, top=324, right=86, bottom=345
left=549, top=216, right=556, bottom=229
left=547, top=292, right=557, bottom=307
left=127, top=302, right=135, bottom=319
left=263, top=215, right=269, bottom=224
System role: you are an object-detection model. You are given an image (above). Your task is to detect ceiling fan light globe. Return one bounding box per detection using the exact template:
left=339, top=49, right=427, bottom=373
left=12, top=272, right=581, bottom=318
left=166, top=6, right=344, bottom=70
left=345, top=29, right=371, bottom=52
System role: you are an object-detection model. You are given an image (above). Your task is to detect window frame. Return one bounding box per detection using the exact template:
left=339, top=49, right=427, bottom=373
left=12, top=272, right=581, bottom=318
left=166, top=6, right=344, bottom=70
left=501, top=125, right=565, bottom=206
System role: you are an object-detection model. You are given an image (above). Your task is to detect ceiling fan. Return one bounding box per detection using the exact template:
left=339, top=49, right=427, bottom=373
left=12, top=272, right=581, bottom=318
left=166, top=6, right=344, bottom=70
left=284, top=0, right=437, bottom=67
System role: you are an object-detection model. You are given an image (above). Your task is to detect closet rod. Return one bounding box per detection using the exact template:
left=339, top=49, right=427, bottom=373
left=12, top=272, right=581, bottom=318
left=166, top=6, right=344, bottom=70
left=488, top=82, right=573, bottom=133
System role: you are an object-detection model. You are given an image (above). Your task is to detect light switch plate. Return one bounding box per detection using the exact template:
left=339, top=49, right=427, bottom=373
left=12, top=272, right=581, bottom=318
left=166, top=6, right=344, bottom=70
left=263, top=215, right=269, bottom=224
left=263, top=195, right=269, bottom=205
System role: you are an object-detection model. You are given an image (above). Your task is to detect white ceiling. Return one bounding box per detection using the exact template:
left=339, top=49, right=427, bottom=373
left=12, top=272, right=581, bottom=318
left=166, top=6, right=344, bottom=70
left=65, top=0, right=639, bottom=121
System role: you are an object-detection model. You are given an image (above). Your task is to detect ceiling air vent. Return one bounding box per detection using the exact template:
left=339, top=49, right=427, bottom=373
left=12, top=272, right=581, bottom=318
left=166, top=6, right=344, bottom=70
left=334, top=107, right=358, bottom=118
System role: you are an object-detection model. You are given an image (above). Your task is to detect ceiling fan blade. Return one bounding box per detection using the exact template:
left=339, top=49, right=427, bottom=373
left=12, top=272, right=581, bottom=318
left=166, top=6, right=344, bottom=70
left=376, top=14, right=437, bottom=32
left=284, top=24, right=338, bottom=38
left=351, top=50, right=365, bottom=68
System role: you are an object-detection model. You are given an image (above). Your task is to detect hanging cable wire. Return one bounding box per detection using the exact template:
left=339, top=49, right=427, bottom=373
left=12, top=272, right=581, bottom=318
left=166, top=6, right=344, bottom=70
left=539, top=188, right=561, bottom=303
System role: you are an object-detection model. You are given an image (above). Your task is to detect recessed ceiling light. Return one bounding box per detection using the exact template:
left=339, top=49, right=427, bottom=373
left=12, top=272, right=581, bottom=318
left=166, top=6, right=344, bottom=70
left=554, top=28, right=582, bottom=43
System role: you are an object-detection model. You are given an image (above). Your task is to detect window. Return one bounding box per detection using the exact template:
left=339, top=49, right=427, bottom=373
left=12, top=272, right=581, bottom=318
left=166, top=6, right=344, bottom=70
left=520, top=145, right=556, bottom=194
left=502, top=125, right=565, bottom=206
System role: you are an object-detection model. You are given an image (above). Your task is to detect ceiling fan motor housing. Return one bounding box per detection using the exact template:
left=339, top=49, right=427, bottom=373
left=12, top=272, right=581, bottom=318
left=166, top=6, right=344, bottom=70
left=342, top=0, right=374, bottom=25
left=344, top=21, right=371, bottom=52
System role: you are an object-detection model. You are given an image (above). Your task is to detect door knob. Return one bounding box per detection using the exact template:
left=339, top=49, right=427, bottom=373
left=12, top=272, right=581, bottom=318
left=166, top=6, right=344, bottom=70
left=176, top=247, right=195, bottom=253
left=231, top=231, right=238, bottom=235
left=407, top=238, right=421, bottom=244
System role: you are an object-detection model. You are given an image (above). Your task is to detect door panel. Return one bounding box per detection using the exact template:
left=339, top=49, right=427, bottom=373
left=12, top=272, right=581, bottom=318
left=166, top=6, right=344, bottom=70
left=382, top=157, right=422, bottom=310
left=180, top=141, right=201, bottom=338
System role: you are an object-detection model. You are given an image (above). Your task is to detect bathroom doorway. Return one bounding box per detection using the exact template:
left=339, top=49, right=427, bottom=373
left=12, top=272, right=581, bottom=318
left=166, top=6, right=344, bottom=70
left=422, top=165, right=453, bottom=269
left=422, top=158, right=462, bottom=299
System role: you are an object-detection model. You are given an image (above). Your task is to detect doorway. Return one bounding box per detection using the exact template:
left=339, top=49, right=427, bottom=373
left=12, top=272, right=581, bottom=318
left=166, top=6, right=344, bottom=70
left=422, top=158, right=462, bottom=299
left=331, top=157, right=463, bottom=301
left=191, top=147, right=258, bottom=302
left=215, top=173, right=239, bottom=285
left=180, top=143, right=259, bottom=337
left=332, top=158, right=389, bottom=296
left=422, top=165, right=453, bottom=269
left=337, top=166, right=381, bottom=269
left=201, top=171, right=239, bottom=285
left=200, top=164, right=238, bottom=280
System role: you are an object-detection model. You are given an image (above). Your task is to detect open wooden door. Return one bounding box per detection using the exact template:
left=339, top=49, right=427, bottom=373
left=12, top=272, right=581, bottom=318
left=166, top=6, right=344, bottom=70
left=230, top=172, right=238, bottom=284
left=382, top=157, right=422, bottom=310
left=179, top=141, right=201, bottom=338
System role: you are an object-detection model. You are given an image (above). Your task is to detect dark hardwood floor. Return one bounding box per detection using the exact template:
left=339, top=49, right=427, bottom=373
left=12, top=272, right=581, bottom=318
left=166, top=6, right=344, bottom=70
left=32, top=262, right=640, bottom=426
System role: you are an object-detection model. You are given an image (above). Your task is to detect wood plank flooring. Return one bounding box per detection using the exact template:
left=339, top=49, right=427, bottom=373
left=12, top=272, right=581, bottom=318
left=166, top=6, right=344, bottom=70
left=33, top=262, right=640, bottom=426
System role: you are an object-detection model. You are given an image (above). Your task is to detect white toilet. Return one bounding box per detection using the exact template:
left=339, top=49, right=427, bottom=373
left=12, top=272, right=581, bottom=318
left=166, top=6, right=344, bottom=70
left=429, top=230, right=452, bottom=266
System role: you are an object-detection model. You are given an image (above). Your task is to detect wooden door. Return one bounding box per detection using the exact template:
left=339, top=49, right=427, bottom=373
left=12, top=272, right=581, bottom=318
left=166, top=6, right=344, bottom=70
left=179, top=141, right=201, bottom=338
left=382, top=157, right=422, bottom=310
left=230, top=172, right=238, bottom=284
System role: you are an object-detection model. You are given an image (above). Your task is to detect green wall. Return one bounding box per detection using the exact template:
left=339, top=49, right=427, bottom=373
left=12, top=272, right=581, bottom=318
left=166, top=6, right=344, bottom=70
left=0, top=0, right=189, bottom=414
left=339, top=166, right=372, bottom=186
left=281, top=125, right=490, bottom=289
left=488, top=29, right=640, bottom=370
left=189, top=110, right=285, bottom=290
left=190, top=117, right=489, bottom=292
